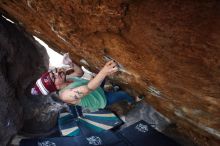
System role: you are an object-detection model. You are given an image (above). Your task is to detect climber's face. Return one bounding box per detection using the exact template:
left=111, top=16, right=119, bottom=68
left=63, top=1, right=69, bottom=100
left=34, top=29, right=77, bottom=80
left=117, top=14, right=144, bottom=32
left=50, top=69, right=66, bottom=89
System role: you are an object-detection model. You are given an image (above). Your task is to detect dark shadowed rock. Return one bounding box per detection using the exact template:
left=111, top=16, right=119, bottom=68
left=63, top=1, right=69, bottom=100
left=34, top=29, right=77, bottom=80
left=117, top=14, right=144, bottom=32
left=0, top=16, right=62, bottom=145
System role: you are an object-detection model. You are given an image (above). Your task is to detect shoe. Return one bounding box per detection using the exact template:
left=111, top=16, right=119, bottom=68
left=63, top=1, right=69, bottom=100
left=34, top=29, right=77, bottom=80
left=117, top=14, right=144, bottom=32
left=81, top=66, right=96, bottom=80
left=135, top=95, right=144, bottom=103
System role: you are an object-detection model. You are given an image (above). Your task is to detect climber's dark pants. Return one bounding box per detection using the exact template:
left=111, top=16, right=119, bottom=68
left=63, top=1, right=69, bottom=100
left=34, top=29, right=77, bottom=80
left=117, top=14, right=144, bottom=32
left=105, top=91, right=134, bottom=106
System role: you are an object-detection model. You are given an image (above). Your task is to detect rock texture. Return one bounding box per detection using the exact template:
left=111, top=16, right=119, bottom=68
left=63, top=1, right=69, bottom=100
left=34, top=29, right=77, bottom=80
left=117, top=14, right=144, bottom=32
left=1, top=0, right=220, bottom=145
left=0, top=16, right=63, bottom=146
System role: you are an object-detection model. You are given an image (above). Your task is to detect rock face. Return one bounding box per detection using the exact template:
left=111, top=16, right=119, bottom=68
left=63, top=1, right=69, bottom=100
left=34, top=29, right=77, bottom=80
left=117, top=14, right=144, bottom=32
left=0, top=16, right=63, bottom=146
left=1, top=0, right=220, bottom=145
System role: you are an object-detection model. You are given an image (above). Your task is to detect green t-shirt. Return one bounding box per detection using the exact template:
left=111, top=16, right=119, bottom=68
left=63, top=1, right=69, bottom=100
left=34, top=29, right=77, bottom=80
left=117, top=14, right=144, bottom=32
left=59, top=77, right=107, bottom=111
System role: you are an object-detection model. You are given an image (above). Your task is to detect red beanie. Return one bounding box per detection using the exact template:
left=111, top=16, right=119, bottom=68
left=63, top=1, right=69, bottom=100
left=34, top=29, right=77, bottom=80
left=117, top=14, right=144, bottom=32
left=31, top=72, right=57, bottom=95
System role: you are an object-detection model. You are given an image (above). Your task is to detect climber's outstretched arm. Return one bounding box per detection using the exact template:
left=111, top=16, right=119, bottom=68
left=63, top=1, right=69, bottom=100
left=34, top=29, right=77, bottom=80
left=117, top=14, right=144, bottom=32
left=59, top=60, right=118, bottom=104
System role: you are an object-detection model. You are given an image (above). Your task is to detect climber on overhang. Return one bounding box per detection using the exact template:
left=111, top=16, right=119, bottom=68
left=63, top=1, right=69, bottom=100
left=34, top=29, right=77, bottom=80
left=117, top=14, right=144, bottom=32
left=31, top=57, right=142, bottom=111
